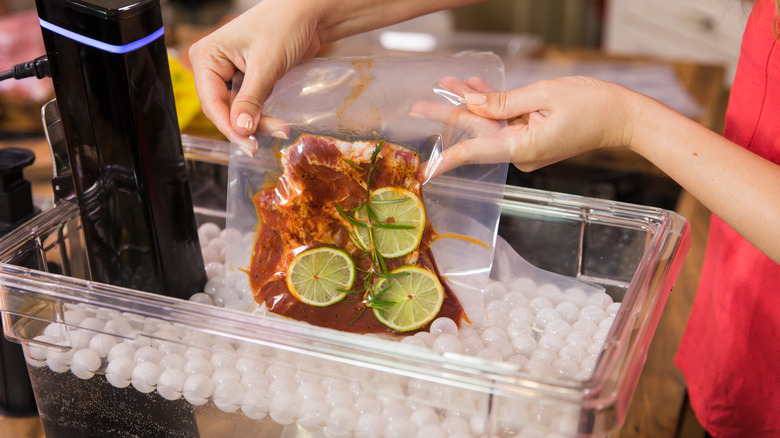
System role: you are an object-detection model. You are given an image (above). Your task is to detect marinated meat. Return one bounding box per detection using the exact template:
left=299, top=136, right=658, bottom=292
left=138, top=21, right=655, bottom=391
left=248, top=134, right=463, bottom=334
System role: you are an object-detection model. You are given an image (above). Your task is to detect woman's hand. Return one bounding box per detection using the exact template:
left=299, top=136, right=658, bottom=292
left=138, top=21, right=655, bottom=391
left=188, top=0, right=319, bottom=144
left=414, top=76, right=641, bottom=176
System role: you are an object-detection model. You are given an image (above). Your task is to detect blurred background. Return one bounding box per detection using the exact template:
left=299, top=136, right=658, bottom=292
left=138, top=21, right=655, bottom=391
left=0, top=1, right=750, bottom=436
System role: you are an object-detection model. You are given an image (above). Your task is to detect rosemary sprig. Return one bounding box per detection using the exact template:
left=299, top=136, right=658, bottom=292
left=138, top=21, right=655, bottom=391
left=337, top=140, right=415, bottom=324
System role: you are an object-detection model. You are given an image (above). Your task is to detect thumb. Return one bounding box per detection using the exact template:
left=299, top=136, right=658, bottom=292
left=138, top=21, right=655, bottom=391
left=230, top=70, right=267, bottom=137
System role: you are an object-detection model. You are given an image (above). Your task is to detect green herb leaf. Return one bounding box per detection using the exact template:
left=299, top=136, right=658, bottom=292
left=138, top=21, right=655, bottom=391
left=343, top=159, right=366, bottom=171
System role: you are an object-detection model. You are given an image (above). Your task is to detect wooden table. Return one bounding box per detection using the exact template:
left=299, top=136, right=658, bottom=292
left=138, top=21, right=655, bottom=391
left=0, top=47, right=725, bottom=438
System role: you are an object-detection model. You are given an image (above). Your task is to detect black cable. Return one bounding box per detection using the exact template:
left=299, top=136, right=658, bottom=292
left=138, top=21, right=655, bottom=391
left=0, top=55, right=50, bottom=82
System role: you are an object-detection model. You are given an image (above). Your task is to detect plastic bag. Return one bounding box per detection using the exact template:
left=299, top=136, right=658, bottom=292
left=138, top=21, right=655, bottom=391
left=225, top=53, right=508, bottom=329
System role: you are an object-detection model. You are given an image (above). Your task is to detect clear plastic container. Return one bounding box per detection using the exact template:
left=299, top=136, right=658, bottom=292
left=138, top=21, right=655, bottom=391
left=0, top=137, right=689, bottom=437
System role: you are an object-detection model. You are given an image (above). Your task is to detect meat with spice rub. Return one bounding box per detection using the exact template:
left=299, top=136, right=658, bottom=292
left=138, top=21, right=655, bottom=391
left=247, top=134, right=463, bottom=334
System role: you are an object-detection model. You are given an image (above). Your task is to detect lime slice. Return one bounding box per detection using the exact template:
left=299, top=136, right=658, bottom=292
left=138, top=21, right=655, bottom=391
left=286, top=247, right=356, bottom=306
left=355, top=187, right=425, bottom=258
left=371, top=265, right=444, bottom=332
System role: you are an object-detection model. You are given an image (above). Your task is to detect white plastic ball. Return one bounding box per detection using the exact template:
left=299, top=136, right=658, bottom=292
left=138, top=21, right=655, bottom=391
left=565, top=330, right=593, bottom=348
left=382, top=402, right=412, bottom=422
left=131, top=361, right=161, bottom=393
left=535, top=308, right=562, bottom=329
left=588, top=292, right=614, bottom=308
left=79, top=317, right=105, bottom=332
left=204, top=261, right=226, bottom=279
left=606, top=302, right=622, bottom=317
left=400, top=336, right=427, bottom=349
left=353, top=395, right=382, bottom=415
left=481, top=327, right=508, bottom=344
left=105, top=357, right=135, bottom=388
left=159, top=353, right=186, bottom=371
left=212, top=364, right=241, bottom=385
left=417, top=424, right=447, bottom=438
left=43, top=323, right=67, bottom=341
left=599, top=316, right=616, bottom=330
left=587, top=342, right=605, bottom=356
left=537, top=283, right=563, bottom=301
left=325, top=389, right=354, bottom=409
left=188, top=293, right=213, bottom=305
left=580, top=355, right=599, bottom=373
left=476, top=347, right=502, bottom=362
left=558, top=344, right=584, bottom=362
left=554, top=301, right=580, bottom=323
left=486, top=311, right=511, bottom=329
left=68, top=330, right=93, bottom=350
left=529, top=297, right=554, bottom=314
left=579, top=304, right=606, bottom=323
left=530, top=348, right=557, bottom=363
left=429, top=318, right=459, bottom=337
left=240, top=388, right=270, bottom=420
left=484, top=299, right=508, bottom=316
left=88, top=333, right=117, bottom=357
left=412, top=331, right=435, bottom=347
left=506, top=321, right=533, bottom=339
left=563, top=287, right=588, bottom=307
left=484, top=281, right=508, bottom=302
left=537, top=334, right=565, bottom=351
left=325, top=407, right=358, bottom=438
left=384, top=418, right=416, bottom=438
left=28, top=335, right=57, bottom=362
left=509, top=277, right=537, bottom=296
left=45, top=348, right=72, bottom=373
left=440, top=415, right=470, bottom=436
left=511, top=334, right=537, bottom=357
left=572, top=319, right=598, bottom=336
left=592, top=327, right=611, bottom=344
left=552, top=357, right=579, bottom=378
left=214, top=380, right=244, bottom=413
left=509, top=307, right=534, bottom=326
left=133, top=346, right=162, bottom=364
left=71, top=348, right=101, bottom=379
left=410, top=406, right=440, bottom=427
left=432, top=334, right=462, bottom=354
left=543, top=319, right=572, bottom=338
left=268, top=377, right=297, bottom=395
left=157, top=368, right=186, bottom=401
left=506, top=354, right=529, bottom=368
left=182, top=373, right=214, bottom=406
left=198, top=222, right=221, bottom=243
left=63, top=308, right=88, bottom=325
left=242, top=369, right=270, bottom=390
left=354, top=412, right=386, bottom=438
left=103, top=318, right=133, bottom=336
left=298, top=398, right=330, bottom=431
left=183, top=357, right=213, bottom=376
left=204, top=277, right=226, bottom=296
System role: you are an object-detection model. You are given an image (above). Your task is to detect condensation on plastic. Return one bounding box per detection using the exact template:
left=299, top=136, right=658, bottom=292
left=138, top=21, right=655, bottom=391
left=224, top=53, right=601, bottom=327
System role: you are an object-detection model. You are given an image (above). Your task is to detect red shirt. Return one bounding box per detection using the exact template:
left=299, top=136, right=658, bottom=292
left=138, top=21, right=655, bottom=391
left=674, top=1, right=780, bottom=436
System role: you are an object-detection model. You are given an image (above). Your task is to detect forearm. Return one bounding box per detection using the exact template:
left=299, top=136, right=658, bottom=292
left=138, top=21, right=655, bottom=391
left=628, top=93, right=780, bottom=263
left=312, top=0, right=484, bottom=43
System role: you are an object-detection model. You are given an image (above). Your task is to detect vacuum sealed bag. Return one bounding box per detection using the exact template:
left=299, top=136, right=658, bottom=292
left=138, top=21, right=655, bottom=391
left=225, top=53, right=602, bottom=333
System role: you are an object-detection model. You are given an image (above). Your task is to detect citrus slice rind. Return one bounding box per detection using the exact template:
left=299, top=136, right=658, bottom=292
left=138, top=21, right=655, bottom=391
left=286, top=247, right=356, bottom=306
left=371, top=265, right=444, bottom=332
left=354, top=187, right=425, bottom=258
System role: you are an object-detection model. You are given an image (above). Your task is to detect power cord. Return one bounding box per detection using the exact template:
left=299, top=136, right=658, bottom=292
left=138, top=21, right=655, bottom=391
left=0, top=55, right=50, bottom=82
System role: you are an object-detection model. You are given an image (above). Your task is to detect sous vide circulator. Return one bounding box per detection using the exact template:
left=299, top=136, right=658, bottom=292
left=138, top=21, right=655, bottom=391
left=34, top=0, right=207, bottom=299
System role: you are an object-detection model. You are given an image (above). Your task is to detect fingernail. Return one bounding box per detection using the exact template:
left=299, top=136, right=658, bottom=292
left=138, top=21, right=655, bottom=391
left=270, top=130, right=289, bottom=140
left=408, top=112, right=426, bottom=119
left=465, top=93, right=487, bottom=106
left=237, top=113, right=253, bottom=131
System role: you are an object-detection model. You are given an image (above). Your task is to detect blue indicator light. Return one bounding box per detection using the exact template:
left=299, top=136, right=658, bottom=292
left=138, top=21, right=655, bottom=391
left=39, top=18, right=164, bottom=54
